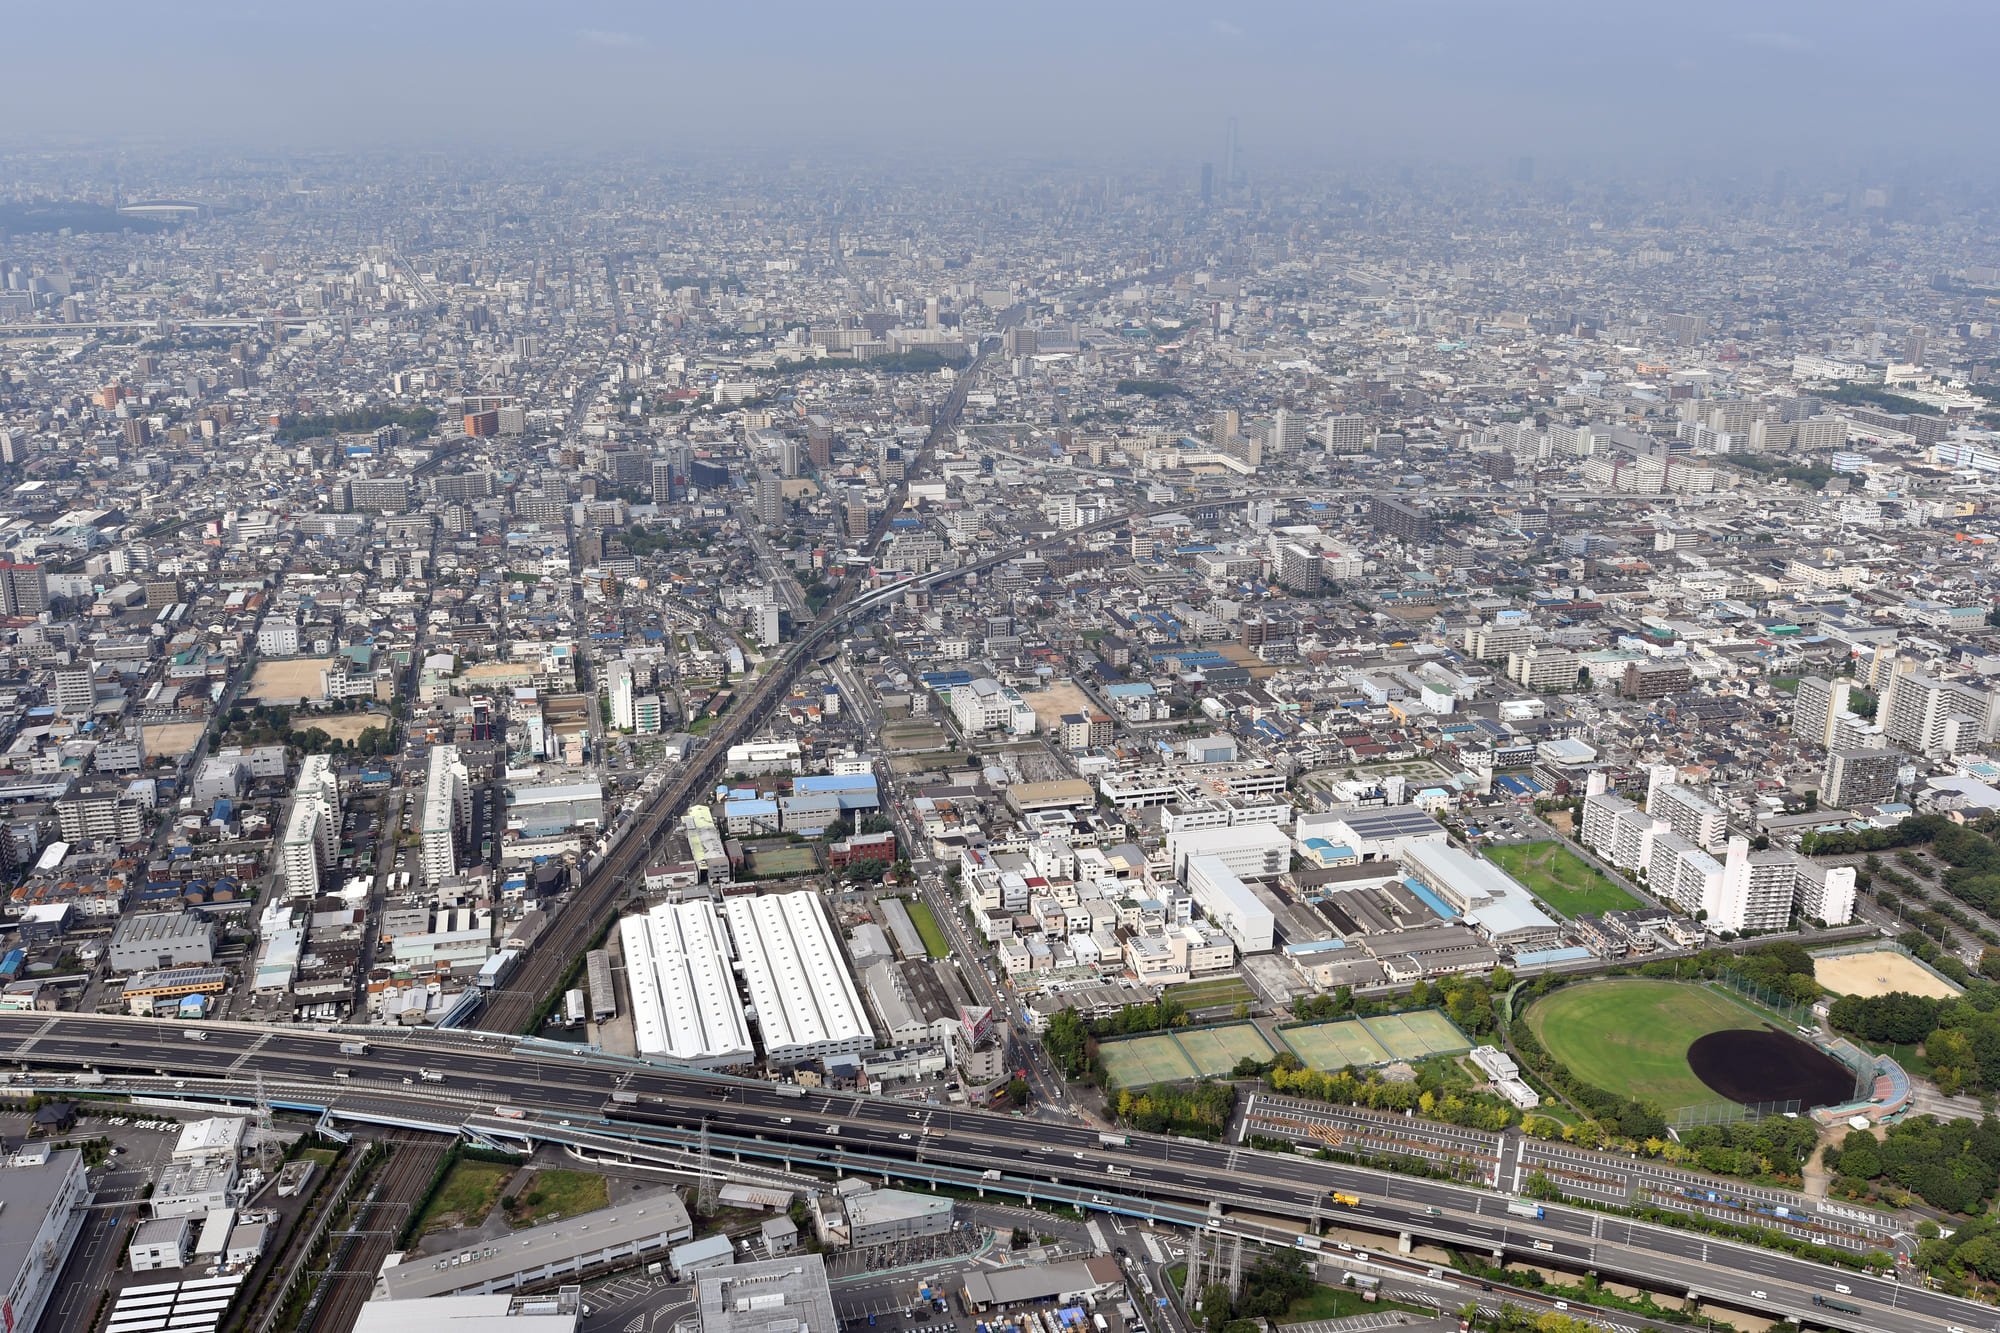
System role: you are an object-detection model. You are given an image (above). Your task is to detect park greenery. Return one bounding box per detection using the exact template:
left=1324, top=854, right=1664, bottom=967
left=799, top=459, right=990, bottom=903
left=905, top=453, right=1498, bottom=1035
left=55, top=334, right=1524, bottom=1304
left=1825, top=1118, right=2000, bottom=1215
left=1111, top=1079, right=1234, bottom=1138
left=276, top=404, right=438, bottom=442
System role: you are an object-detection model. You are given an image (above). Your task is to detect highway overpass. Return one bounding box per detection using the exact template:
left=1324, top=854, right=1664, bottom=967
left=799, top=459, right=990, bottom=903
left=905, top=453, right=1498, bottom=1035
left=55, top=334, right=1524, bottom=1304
left=0, top=1012, right=1968, bottom=1333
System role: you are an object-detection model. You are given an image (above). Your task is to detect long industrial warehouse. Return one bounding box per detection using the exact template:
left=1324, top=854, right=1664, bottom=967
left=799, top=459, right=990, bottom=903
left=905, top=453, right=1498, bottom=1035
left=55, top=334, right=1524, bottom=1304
left=618, top=900, right=754, bottom=1068
left=723, top=891, right=874, bottom=1066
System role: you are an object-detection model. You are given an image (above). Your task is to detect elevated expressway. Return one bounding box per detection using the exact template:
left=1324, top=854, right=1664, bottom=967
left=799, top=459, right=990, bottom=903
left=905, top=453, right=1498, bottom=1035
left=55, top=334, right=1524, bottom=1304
left=0, top=1012, right=1971, bottom=1333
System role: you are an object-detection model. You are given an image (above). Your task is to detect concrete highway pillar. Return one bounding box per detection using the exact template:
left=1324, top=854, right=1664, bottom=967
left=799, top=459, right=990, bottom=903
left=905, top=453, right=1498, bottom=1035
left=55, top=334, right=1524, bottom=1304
left=1398, top=1232, right=1413, bottom=1254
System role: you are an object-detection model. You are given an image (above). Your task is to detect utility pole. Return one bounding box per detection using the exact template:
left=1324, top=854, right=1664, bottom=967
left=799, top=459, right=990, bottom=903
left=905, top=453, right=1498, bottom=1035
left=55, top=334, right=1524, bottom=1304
left=1183, top=1231, right=1203, bottom=1304
left=1227, top=1233, right=1243, bottom=1300
left=696, top=1118, right=719, bottom=1215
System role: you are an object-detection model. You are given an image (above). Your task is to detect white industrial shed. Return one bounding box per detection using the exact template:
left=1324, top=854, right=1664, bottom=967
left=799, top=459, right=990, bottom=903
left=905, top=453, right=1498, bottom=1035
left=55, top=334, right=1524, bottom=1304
left=724, top=891, right=874, bottom=1066
left=619, top=901, right=755, bottom=1068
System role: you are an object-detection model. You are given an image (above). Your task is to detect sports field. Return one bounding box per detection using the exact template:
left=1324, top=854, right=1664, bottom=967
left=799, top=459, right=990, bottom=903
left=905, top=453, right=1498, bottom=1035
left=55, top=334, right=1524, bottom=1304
left=1175, top=1023, right=1276, bottom=1077
left=1484, top=840, right=1643, bottom=918
left=1167, top=977, right=1256, bottom=1010
left=743, top=845, right=819, bottom=877
left=1368, top=1009, right=1469, bottom=1060
left=142, top=722, right=207, bottom=757
left=246, top=657, right=336, bottom=702
left=1282, top=1018, right=1390, bottom=1070
left=1814, top=949, right=1962, bottom=1000
left=1524, top=978, right=1760, bottom=1109
left=1098, top=1034, right=1197, bottom=1088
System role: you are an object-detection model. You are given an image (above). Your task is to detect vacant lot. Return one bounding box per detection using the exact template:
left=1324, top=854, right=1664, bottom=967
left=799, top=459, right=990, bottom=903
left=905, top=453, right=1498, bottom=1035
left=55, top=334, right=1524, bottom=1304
left=247, top=657, right=335, bottom=702
left=142, top=722, right=207, bottom=757
left=1814, top=949, right=1962, bottom=1000
left=417, top=1159, right=515, bottom=1235
left=882, top=721, right=952, bottom=752
left=506, top=1169, right=609, bottom=1228
left=904, top=899, right=950, bottom=958
left=1525, top=979, right=1760, bottom=1110
left=1484, top=840, right=1643, bottom=918
left=1022, top=682, right=1092, bottom=730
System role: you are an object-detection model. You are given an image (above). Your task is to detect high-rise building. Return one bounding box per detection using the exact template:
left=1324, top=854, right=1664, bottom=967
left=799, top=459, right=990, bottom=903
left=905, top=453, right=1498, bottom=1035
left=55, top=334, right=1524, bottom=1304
left=1270, top=408, right=1308, bottom=457
left=608, top=660, right=637, bottom=731
left=51, top=665, right=94, bottom=716
left=806, top=416, right=834, bottom=468
left=1881, top=669, right=1995, bottom=758
left=282, top=754, right=340, bottom=899
left=755, top=471, right=784, bottom=528
left=1713, top=836, right=1798, bottom=935
left=421, top=745, right=471, bottom=885
left=1369, top=495, right=1431, bottom=541
left=1210, top=409, right=1239, bottom=449
left=1823, top=747, right=1901, bottom=808
left=0, top=560, right=47, bottom=615
left=1791, top=675, right=1850, bottom=747
left=1648, top=767, right=1727, bottom=851
left=844, top=488, right=870, bottom=539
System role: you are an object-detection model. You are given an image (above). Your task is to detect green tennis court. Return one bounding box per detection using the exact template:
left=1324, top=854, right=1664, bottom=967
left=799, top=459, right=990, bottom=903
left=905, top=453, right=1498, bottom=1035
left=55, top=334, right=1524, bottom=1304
left=1281, top=1018, right=1391, bottom=1070
left=1394, top=1008, right=1472, bottom=1055
left=1175, top=1023, right=1276, bottom=1077
left=1361, top=1012, right=1436, bottom=1061
left=1099, top=1034, right=1199, bottom=1088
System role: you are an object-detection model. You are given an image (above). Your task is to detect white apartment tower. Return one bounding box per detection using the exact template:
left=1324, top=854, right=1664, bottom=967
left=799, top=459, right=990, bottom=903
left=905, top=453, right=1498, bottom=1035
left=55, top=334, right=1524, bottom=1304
left=421, top=744, right=471, bottom=885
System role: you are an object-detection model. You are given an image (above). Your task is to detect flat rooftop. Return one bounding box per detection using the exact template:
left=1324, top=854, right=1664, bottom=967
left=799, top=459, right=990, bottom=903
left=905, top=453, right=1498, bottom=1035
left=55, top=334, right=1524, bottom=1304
left=379, top=1188, right=690, bottom=1300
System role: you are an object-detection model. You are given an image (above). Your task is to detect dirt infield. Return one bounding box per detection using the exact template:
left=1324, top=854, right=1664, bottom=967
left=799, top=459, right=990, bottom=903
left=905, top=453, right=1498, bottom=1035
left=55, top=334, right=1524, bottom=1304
left=1686, top=1029, right=1857, bottom=1108
left=142, top=722, right=207, bottom=758
left=1175, top=1024, right=1276, bottom=1077
left=1098, top=1034, right=1197, bottom=1088
left=1814, top=950, right=1962, bottom=1000
left=247, top=657, right=335, bottom=702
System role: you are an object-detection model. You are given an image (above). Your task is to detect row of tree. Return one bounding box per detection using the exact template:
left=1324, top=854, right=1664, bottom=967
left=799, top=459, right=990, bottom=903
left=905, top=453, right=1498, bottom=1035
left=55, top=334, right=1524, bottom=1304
left=1825, top=1117, right=2000, bottom=1215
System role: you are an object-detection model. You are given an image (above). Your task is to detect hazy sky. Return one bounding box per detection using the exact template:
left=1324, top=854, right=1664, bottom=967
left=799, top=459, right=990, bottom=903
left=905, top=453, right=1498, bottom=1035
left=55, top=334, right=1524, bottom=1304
left=10, top=1, right=1992, bottom=172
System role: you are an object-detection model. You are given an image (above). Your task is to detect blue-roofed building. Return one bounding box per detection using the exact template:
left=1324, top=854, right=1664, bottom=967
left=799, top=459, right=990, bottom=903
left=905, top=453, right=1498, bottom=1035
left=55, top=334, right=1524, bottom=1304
left=722, top=798, right=780, bottom=835
left=793, top=773, right=880, bottom=812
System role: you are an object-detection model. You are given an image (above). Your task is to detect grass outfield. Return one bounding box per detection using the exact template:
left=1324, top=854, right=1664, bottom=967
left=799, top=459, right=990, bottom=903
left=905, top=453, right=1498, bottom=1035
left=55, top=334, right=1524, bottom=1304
left=1524, top=978, right=1760, bottom=1109
left=1484, top=840, right=1643, bottom=918
left=904, top=899, right=950, bottom=959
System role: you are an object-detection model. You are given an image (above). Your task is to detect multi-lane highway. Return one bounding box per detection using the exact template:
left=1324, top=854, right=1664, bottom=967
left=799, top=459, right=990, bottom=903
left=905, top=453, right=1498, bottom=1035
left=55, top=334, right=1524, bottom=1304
left=0, top=1013, right=1976, bottom=1333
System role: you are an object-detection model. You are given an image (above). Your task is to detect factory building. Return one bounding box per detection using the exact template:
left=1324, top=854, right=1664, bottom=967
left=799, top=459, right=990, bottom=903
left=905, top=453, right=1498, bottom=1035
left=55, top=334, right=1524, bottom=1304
left=0, top=1143, right=89, bottom=1333
left=724, top=891, right=874, bottom=1067
left=619, top=901, right=755, bottom=1069
left=1400, top=840, right=1563, bottom=953
left=1181, top=855, right=1276, bottom=954
left=1165, top=822, right=1291, bottom=882
left=377, top=1190, right=691, bottom=1299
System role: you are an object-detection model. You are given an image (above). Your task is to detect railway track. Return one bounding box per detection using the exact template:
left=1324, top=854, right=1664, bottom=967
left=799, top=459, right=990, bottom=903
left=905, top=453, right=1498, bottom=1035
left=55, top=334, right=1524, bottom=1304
left=475, top=351, right=991, bottom=1035
left=296, top=1134, right=450, bottom=1333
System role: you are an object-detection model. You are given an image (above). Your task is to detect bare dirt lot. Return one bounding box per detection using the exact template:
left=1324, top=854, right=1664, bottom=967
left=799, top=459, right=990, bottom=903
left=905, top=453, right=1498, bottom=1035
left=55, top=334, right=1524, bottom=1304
left=247, top=657, right=335, bottom=702
left=1022, top=682, right=1091, bottom=729
left=142, top=722, right=207, bottom=757
left=1814, top=950, right=1963, bottom=1000
left=314, top=711, right=393, bottom=742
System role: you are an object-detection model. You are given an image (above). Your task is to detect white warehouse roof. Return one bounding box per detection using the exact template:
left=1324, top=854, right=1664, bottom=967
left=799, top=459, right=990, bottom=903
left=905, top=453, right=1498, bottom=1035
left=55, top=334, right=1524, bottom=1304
left=620, top=901, right=754, bottom=1069
left=725, top=891, right=874, bottom=1064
